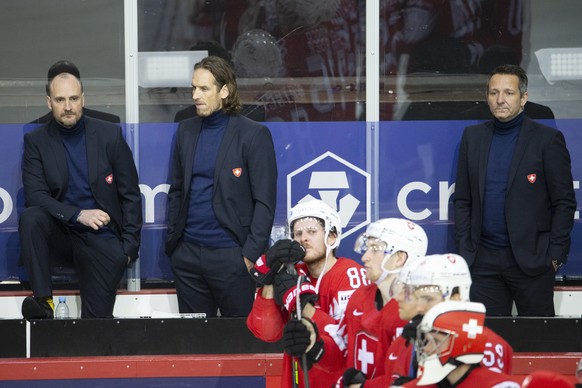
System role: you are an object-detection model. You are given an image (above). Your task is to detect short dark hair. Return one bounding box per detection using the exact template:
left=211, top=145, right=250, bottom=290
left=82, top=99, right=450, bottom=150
left=46, top=60, right=83, bottom=96
left=487, top=64, right=528, bottom=95
left=47, top=60, right=80, bottom=80
left=194, top=56, right=242, bottom=114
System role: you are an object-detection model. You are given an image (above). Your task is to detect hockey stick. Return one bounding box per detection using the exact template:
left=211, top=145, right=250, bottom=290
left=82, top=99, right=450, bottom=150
left=295, top=273, right=310, bottom=388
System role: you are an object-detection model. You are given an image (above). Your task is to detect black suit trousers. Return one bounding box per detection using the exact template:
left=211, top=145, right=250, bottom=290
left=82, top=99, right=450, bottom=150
left=470, top=244, right=556, bottom=316
left=170, top=240, right=256, bottom=317
left=19, top=206, right=128, bottom=318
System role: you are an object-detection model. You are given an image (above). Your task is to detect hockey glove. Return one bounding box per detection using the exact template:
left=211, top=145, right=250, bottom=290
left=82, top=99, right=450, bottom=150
left=402, top=314, right=423, bottom=345
left=249, top=239, right=305, bottom=285
left=274, top=270, right=318, bottom=312
left=392, top=376, right=414, bottom=385
left=335, top=367, right=366, bottom=387
left=282, top=317, right=324, bottom=370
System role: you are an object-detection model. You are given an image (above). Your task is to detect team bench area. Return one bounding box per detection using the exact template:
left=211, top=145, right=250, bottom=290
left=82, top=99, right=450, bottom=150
left=0, top=314, right=580, bottom=387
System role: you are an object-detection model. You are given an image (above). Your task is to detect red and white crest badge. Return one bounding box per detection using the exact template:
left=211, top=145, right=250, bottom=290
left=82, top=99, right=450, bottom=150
left=527, top=174, right=537, bottom=183
left=232, top=168, right=242, bottom=178
left=105, top=174, right=114, bottom=184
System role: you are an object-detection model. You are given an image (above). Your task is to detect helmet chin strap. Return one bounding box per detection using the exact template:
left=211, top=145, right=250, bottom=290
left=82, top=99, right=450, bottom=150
left=374, top=254, right=401, bottom=285
left=315, top=246, right=331, bottom=293
left=315, top=235, right=338, bottom=293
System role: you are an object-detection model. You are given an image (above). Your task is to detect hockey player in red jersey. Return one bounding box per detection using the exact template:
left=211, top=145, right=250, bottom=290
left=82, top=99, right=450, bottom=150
left=362, top=253, right=513, bottom=387
left=400, top=301, right=520, bottom=387
left=246, top=199, right=368, bottom=388
left=361, top=255, right=427, bottom=388
left=280, top=218, right=428, bottom=387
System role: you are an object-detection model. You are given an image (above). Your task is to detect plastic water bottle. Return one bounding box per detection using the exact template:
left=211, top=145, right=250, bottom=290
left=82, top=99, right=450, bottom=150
left=54, top=296, right=70, bottom=319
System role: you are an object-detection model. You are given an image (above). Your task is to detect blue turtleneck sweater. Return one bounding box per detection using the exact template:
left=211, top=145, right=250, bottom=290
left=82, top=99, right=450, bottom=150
left=56, top=117, right=96, bottom=216
left=56, top=117, right=112, bottom=235
left=183, top=110, right=237, bottom=247
left=481, top=111, right=524, bottom=249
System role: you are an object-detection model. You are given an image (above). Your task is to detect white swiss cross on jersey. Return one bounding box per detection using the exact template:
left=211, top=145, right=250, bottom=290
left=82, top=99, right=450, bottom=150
left=354, top=332, right=378, bottom=375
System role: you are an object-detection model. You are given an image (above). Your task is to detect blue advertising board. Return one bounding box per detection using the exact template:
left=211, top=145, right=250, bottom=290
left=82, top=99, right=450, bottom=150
left=0, top=119, right=580, bottom=281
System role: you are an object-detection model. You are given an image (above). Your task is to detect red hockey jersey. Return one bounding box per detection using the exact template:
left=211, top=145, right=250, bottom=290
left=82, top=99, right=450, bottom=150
left=317, top=283, right=408, bottom=382
left=247, top=257, right=368, bottom=388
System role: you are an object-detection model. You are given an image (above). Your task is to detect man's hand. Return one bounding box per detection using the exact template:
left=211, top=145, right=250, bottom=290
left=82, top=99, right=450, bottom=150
left=249, top=239, right=305, bottom=285
left=552, top=259, right=563, bottom=272
left=77, top=209, right=111, bottom=230
left=243, top=257, right=254, bottom=271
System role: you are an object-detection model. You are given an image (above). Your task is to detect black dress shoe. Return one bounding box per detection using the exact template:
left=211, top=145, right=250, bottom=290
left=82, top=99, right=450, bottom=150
left=22, top=296, right=54, bottom=320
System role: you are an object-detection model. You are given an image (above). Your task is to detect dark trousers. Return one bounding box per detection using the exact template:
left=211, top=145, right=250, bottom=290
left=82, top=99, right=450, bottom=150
left=170, top=240, right=255, bottom=317
left=470, top=244, right=556, bottom=316
left=19, top=207, right=128, bottom=318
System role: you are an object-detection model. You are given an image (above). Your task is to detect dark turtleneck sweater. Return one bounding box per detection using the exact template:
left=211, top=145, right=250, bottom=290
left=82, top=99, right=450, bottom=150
left=55, top=117, right=112, bottom=235
left=481, top=111, right=524, bottom=249
left=183, top=110, right=237, bottom=247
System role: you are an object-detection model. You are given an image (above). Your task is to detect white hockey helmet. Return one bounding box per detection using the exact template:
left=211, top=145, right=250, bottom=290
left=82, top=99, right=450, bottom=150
left=415, top=301, right=487, bottom=385
left=354, top=218, right=428, bottom=284
left=401, top=253, right=472, bottom=302
left=390, top=254, right=427, bottom=300
left=287, top=199, right=342, bottom=250
left=354, top=218, right=428, bottom=259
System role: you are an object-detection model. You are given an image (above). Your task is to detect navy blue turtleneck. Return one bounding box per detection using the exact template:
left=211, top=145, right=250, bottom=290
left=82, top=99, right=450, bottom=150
left=55, top=116, right=112, bottom=235
left=183, top=110, right=237, bottom=247
left=481, top=111, right=524, bottom=249
left=55, top=117, right=96, bottom=215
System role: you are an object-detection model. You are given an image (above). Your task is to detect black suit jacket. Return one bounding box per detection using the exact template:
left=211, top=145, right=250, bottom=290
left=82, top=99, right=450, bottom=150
left=165, top=114, right=277, bottom=261
left=22, top=116, right=142, bottom=260
left=454, top=116, right=576, bottom=276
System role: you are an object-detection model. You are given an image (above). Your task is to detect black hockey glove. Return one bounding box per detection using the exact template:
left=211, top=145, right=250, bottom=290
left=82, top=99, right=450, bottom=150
left=249, top=239, right=305, bottom=285
left=392, top=376, right=414, bottom=385
left=273, top=269, right=318, bottom=312
left=402, top=314, right=423, bottom=345
left=336, top=367, right=366, bottom=387
left=282, top=317, right=324, bottom=370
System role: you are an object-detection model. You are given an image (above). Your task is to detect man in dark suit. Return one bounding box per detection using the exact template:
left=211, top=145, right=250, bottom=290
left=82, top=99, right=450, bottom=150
left=19, top=62, right=142, bottom=319
left=165, top=56, right=277, bottom=317
left=454, top=64, right=576, bottom=316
